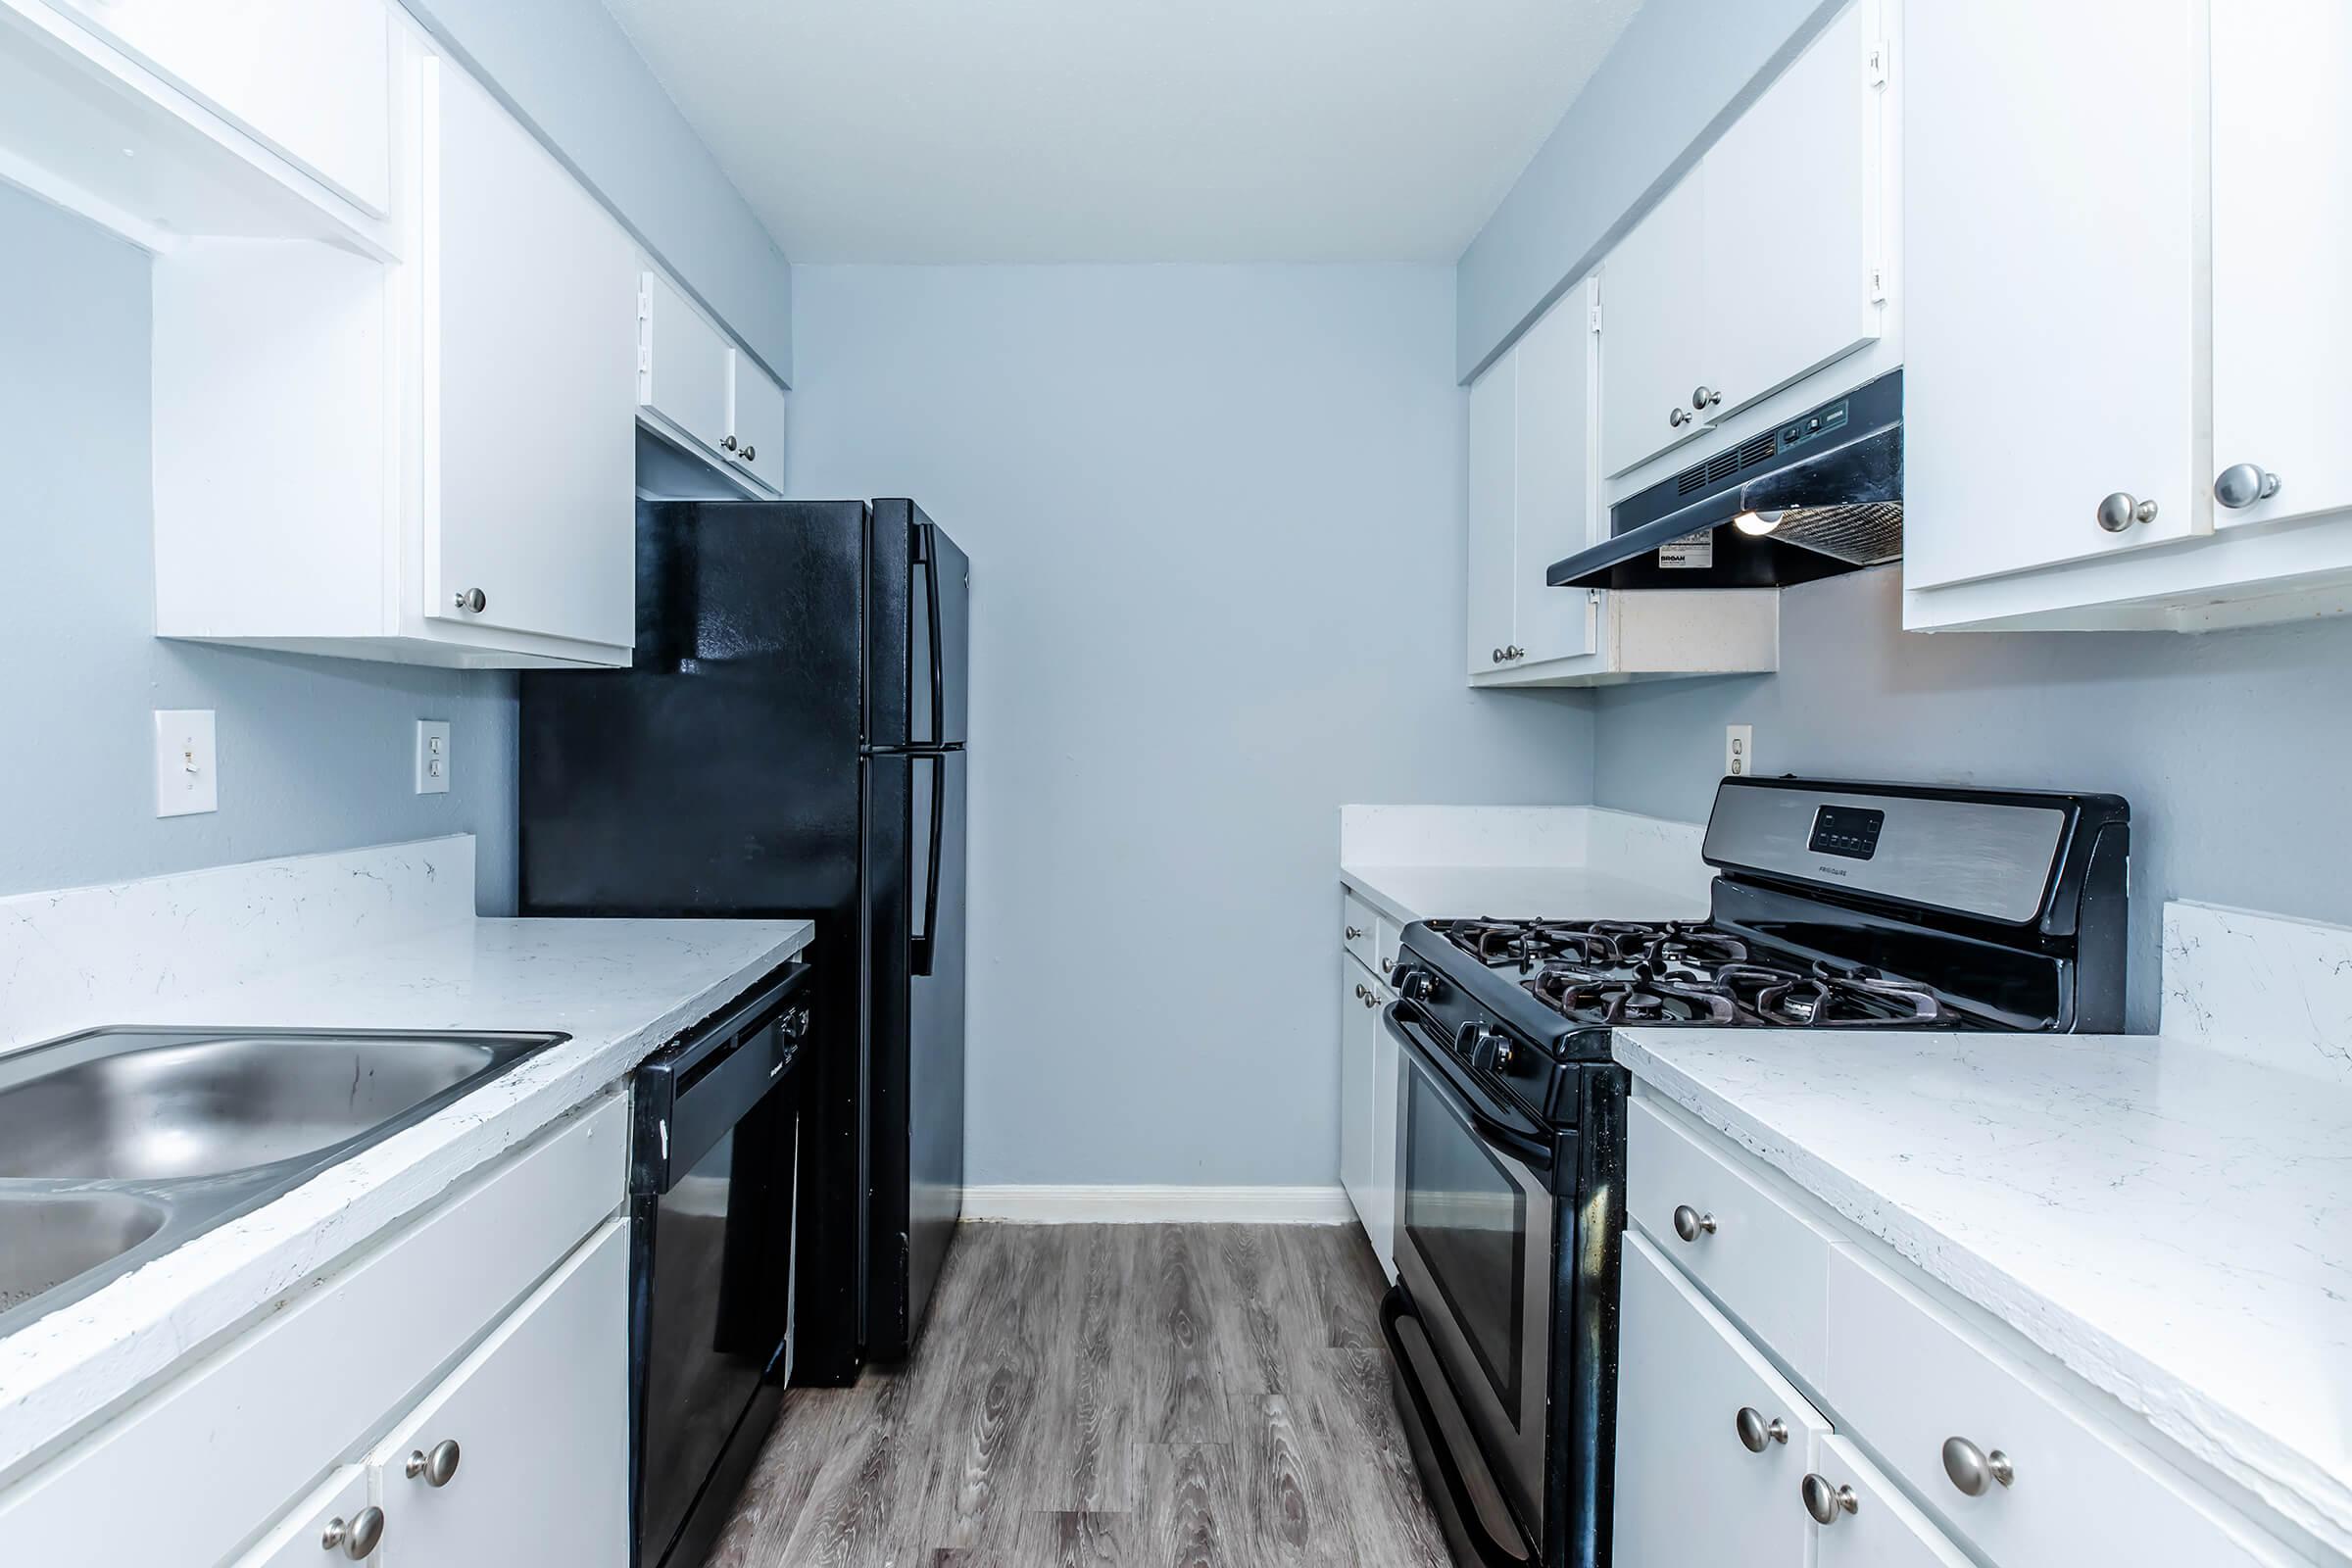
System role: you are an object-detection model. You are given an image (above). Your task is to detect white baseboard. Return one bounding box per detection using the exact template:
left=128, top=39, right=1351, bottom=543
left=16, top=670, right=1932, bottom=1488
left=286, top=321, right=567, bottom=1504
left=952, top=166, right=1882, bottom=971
left=962, top=1184, right=1356, bottom=1225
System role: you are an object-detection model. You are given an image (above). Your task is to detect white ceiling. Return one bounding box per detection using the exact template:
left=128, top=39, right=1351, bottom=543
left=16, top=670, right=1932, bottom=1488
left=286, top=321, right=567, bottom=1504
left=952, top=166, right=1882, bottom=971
left=602, top=0, right=1645, bottom=263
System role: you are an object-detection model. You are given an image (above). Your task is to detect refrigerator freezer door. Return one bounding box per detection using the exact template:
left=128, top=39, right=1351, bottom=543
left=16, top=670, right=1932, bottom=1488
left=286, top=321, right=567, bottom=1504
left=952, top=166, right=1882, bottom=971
left=872, top=499, right=969, bottom=752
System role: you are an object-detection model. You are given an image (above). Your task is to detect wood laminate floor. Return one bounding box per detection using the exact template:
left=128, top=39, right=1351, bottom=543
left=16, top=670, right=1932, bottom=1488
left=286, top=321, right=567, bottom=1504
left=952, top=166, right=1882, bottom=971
left=702, top=1223, right=1450, bottom=1568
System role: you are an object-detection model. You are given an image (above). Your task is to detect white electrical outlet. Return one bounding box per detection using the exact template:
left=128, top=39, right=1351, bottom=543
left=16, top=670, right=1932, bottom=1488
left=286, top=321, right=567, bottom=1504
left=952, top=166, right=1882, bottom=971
left=154, top=710, right=219, bottom=816
left=415, top=719, right=452, bottom=795
left=1725, top=723, right=1754, bottom=778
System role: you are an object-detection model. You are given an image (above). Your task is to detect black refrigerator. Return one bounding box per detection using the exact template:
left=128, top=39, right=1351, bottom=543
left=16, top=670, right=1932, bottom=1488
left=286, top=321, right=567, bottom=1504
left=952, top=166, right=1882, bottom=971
left=518, top=497, right=968, bottom=1383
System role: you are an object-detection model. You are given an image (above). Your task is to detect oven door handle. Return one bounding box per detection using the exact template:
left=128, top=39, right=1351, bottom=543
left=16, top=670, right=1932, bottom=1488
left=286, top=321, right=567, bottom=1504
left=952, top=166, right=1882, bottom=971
left=1384, top=1005, right=1553, bottom=1176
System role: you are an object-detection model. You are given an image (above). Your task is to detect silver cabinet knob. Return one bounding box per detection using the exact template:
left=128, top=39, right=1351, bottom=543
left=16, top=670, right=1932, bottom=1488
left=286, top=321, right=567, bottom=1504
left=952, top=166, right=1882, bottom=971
left=1361, top=990, right=1381, bottom=1009
left=1669, top=407, right=1691, bottom=428
left=2213, top=464, right=2281, bottom=510
left=1491, top=648, right=1505, bottom=663
left=407, top=1437, right=462, bottom=1488
left=741, top=444, right=757, bottom=463
left=453, top=587, right=486, bottom=613
left=2095, top=492, right=2159, bottom=532
left=1345, top=925, right=1365, bottom=940
left=1691, top=384, right=1722, bottom=411
left=1801, top=1474, right=1859, bottom=1525
left=1353, top=983, right=1369, bottom=1002
left=1503, top=645, right=1525, bottom=661
left=1940, top=1436, right=2014, bottom=1496
left=321, top=1506, right=384, bottom=1558
left=1671, top=1203, right=1717, bottom=1242
left=720, top=434, right=740, bottom=452
left=1736, top=1406, right=1789, bottom=1452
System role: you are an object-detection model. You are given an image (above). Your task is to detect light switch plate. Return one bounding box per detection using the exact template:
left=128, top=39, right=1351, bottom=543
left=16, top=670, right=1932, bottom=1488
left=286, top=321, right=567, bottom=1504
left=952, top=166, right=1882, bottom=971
left=1725, top=723, right=1754, bottom=778
left=415, top=719, right=452, bottom=795
left=154, top=710, right=219, bottom=816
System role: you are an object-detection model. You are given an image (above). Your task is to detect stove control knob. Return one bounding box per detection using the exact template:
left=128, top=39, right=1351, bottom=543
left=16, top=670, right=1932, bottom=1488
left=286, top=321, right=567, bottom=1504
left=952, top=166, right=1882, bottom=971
left=1487, top=1033, right=1516, bottom=1072
left=1400, top=968, right=1437, bottom=1004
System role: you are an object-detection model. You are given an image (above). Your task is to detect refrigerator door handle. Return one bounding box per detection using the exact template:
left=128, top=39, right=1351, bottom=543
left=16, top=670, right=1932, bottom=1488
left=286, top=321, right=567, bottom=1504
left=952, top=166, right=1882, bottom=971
left=917, top=524, right=946, bottom=750
left=911, top=752, right=946, bottom=978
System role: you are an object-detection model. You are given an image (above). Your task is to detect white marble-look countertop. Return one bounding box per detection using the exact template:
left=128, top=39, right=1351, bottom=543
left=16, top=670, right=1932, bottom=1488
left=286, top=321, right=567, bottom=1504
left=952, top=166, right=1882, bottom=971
left=1616, top=1025, right=2352, bottom=1556
left=1339, top=805, right=1714, bottom=926
left=0, top=911, right=812, bottom=1484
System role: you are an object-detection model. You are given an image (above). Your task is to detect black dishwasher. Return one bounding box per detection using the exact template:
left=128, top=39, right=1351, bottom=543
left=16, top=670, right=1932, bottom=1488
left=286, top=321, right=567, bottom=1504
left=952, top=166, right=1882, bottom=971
left=628, top=961, right=810, bottom=1568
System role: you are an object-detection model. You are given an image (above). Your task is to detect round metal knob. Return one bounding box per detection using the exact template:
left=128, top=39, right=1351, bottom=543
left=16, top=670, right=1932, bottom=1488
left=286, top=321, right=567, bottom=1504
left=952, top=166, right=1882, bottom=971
left=1691, top=384, right=1722, bottom=411
left=720, top=434, right=740, bottom=452
left=453, top=587, right=486, bottom=613
left=1353, top=983, right=1369, bottom=1002
left=1940, top=1436, right=2014, bottom=1496
left=1491, top=648, right=1505, bottom=663
left=321, top=1506, right=385, bottom=1558
left=741, top=444, right=757, bottom=462
left=407, top=1437, right=462, bottom=1487
left=1504, top=645, right=1525, bottom=661
left=1669, top=408, right=1691, bottom=428
left=2095, top=492, right=2158, bottom=532
left=2213, top=464, right=2281, bottom=510
left=1362, top=991, right=1380, bottom=1009
left=1736, top=1406, right=1789, bottom=1452
left=1345, top=925, right=1364, bottom=940
left=1671, top=1203, right=1717, bottom=1242
left=1801, top=1474, right=1859, bottom=1526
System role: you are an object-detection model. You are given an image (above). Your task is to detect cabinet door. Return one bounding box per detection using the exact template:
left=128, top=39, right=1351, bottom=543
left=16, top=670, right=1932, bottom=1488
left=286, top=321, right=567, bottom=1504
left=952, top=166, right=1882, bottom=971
left=1364, top=971, right=1397, bottom=1279
left=1613, top=1233, right=1826, bottom=1568
left=1597, top=176, right=1707, bottom=478
left=423, top=58, right=638, bottom=651
left=639, top=270, right=732, bottom=459
left=2212, top=0, right=2352, bottom=530
left=369, top=1221, right=629, bottom=1568
left=1511, top=283, right=1599, bottom=666
left=59, top=0, right=392, bottom=215
left=230, top=1467, right=375, bottom=1568
left=1807, top=1436, right=1974, bottom=1568
left=731, top=358, right=788, bottom=493
left=1339, top=957, right=1378, bottom=1239
left=1903, top=0, right=2205, bottom=589
left=1465, top=352, right=1518, bottom=675
left=1699, top=0, right=1884, bottom=420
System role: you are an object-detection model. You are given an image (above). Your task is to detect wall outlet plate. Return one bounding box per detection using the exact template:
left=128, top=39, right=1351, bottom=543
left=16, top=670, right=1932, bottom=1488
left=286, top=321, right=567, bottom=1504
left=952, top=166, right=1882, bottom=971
left=415, top=719, right=452, bottom=795
left=1725, top=723, right=1754, bottom=778
left=154, top=710, right=219, bottom=816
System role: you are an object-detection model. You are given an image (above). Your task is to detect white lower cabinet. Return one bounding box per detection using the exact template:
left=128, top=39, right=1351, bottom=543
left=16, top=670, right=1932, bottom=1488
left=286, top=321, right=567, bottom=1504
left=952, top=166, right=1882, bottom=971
left=367, top=1221, right=628, bottom=1567
left=1614, top=1232, right=1830, bottom=1568
left=231, top=1468, right=374, bottom=1568
left=1338, top=948, right=1396, bottom=1279
left=1807, top=1435, right=1973, bottom=1568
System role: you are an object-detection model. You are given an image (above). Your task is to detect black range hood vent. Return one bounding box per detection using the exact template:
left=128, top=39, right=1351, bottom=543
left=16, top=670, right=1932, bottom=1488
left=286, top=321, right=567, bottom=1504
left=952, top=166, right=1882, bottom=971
left=1547, top=368, right=1903, bottom=591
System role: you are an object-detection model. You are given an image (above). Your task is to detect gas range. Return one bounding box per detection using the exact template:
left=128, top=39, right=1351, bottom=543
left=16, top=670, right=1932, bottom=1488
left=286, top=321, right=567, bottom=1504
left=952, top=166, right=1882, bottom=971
left=1380, top=777, right=2132, bottom=1568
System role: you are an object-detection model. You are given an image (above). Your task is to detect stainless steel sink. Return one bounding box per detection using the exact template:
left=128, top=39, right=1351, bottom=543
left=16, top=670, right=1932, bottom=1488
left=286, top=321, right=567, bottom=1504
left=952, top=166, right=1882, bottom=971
left=0, top=1027, right=564, bottom=1336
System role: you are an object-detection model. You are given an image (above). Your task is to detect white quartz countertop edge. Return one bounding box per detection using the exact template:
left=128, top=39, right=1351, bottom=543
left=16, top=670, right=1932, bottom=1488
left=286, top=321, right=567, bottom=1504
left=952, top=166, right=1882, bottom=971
left=1614, top=1030, right=2352, bottom=1556
left=0, top=916, right=814, bottom=1483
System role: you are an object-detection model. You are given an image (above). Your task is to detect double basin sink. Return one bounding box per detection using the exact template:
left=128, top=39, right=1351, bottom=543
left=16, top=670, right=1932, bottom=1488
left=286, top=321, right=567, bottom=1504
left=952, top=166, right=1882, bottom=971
left=0, top=1027, right=562, bottom=1336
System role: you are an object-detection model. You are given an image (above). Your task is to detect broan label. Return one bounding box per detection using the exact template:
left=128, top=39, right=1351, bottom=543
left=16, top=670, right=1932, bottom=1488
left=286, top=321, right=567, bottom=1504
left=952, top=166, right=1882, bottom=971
left=1657, top=529, right=1715, bottom=569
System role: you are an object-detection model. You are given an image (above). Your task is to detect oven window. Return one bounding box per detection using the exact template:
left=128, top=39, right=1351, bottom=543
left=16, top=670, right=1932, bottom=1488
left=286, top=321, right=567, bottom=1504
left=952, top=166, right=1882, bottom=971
left=1402, top=1064, right=1526, bottom=1415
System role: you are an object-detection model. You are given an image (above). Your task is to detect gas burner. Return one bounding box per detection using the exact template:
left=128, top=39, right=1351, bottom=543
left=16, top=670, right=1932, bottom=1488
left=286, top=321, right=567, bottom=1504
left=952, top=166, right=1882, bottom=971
left=1523, top=965, right=1741, bottom=1027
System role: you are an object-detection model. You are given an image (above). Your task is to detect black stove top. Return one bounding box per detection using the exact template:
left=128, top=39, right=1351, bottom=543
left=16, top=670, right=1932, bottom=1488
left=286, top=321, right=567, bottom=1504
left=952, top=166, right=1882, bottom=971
left=1430, top=916, right=1957, bottom=1030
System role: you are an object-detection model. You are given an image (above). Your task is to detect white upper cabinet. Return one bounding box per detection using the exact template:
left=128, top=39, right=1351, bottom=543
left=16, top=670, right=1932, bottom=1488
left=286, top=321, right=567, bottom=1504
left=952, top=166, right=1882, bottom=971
left=639, top=269, right=733, bottom=459
left=1466, top=348, right=1520, bottom=675
left=2210, top=0, right=2352, bottom=533
left=1903, top=0, right=2205, bottom=591
left=1597, top=178, right=1707, bottom=478
left=53, top=0, right=393, bottom=217
left=423, top=56, right=638, bottom=653
left=1512, top=282, right=1601, bottom=667
left=1698, top=0, right=1886, bottom=422
left=1599, top=0, right=1887, bottom=481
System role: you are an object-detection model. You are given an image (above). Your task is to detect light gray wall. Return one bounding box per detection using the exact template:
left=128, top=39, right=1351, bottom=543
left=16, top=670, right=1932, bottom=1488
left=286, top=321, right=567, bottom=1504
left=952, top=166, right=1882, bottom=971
left=406, top=0, right=794, bottom=380
left=1591, top=567, right=2352, bottom=1029
left=789, top=265, right=1598, bottom=1187
left=1454, top=0, right=1838, bottom=380
left=0, top=186, right=519, bottom=910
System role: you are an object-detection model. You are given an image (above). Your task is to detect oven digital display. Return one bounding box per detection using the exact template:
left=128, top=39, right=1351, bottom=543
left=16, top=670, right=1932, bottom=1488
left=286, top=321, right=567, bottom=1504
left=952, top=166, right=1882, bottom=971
left=1808, top=804, right=1886, bottom=860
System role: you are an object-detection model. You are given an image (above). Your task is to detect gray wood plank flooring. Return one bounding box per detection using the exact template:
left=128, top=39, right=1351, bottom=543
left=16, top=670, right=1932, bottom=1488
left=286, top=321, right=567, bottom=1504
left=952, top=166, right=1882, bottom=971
left=702, top=1223, right=1448, bottom=1568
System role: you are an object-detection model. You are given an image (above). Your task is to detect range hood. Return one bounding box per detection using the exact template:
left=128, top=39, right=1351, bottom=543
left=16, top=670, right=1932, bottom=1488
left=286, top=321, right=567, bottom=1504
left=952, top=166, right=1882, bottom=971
left=1548, top=369, right=1902, bottom=591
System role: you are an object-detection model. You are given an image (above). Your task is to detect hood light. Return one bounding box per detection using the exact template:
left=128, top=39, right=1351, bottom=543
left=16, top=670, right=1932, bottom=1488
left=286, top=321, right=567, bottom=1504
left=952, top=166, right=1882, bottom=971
left=1733, top=509, right=1788, bottom=537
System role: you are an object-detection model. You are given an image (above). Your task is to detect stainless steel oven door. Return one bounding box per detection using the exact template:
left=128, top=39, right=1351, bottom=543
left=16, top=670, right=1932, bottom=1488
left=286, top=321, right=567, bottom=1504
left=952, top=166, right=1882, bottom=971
left=1387, top=1004, right=1554, bottom=1545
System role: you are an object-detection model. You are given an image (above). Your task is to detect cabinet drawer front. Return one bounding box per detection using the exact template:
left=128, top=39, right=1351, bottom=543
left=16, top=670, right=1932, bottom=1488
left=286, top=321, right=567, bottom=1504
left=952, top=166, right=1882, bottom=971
left=1342, top=891, right=1381, bottom=972
left=1824, top=1248, right=2289, bottom=1568
left=1809, top=1434, right=1973, bottom=1568
left=1628, top=1096, right=1829, bottom=1382
left=1614, top=1233, right=1828, bottom=1568
left=0, top=1097, right=624, bottom=1568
